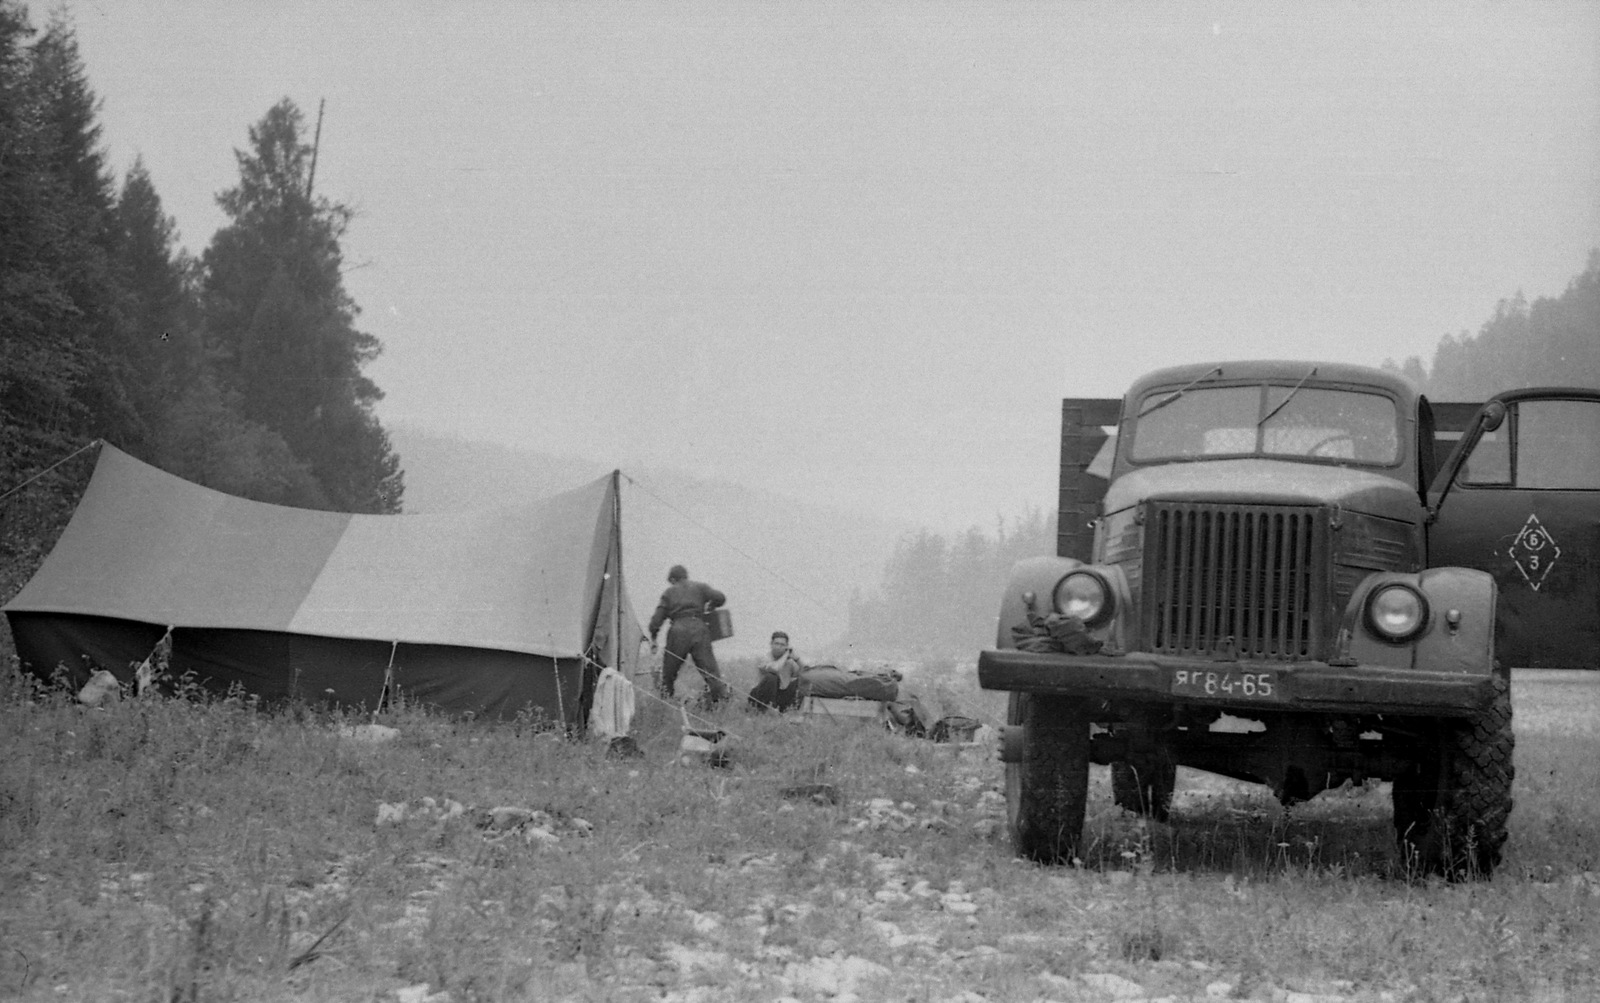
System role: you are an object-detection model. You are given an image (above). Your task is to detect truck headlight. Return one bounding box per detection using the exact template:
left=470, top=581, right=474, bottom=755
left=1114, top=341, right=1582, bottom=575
left=1365, top=584, right=1428, bottom=643
left=1054, top=571, right=1113, bottom=627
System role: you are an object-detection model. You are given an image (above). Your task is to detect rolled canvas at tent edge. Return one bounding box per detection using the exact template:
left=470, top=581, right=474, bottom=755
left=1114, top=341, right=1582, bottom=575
left=3, top=444, right=647, bottom=721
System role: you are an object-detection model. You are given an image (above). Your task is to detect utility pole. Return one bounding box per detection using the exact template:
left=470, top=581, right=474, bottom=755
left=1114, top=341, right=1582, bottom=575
left=306, top=97, right=326, bottom=199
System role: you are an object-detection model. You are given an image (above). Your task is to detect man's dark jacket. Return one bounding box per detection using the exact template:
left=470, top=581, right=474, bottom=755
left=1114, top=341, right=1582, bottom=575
left=648, top=580, right=726, bottom=636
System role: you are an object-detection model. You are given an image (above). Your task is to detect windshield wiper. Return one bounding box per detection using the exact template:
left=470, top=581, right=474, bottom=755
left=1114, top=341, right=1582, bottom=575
left=1137, top=366, right=1223, bottom=418
left=1257, top=366, right=1319, bottom=427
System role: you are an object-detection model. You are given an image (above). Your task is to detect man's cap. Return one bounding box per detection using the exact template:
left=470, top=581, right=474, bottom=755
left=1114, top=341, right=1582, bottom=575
left=668, top=564, right=688, bottom=582
left=771, top=631, right=789, bottom=643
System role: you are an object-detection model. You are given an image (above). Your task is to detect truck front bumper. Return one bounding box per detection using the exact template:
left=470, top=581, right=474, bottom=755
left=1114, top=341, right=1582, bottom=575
left=977, top=649, right=1496, bottom=717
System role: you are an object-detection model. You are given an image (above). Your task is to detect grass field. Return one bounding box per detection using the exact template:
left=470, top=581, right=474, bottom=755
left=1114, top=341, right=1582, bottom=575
left=0, top=658, right=1596, bottom=1003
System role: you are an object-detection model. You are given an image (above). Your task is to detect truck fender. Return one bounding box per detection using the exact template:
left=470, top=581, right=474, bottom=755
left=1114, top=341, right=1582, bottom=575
left=994, top=556, right=1134, bottom=650
left=1339, top=567, right=1497, bottom=674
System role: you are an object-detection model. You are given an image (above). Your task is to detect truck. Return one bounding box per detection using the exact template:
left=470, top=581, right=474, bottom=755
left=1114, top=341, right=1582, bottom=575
left=978, top=360, right=1600, bottom=879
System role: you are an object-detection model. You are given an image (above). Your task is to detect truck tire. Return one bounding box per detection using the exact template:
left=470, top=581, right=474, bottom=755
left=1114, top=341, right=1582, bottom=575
left=1392, top=672, right=1514, bottom=880
left=1005, top=692, right=1091, bottom=864
left=1111, top=757, right=1176, bottom=822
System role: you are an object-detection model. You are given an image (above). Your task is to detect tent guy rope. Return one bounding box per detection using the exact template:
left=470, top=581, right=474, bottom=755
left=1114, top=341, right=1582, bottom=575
left=0, top=439, right=103, bottom=506
left=620, top=472, right=834, bottom=618
left=581, top=650, right=739, bottom=740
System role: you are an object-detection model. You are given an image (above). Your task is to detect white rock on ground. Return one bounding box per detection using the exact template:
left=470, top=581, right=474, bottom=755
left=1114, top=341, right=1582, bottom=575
left=1079, top=973, right=1147, bottom=999
left=488, top=806, right=535, bottom=829
left=375, top=802, right=408, bottom=825
left=77, top=669, right=121, bottom=707
left=340, top=724, right=400, bottom=742
left=781, top=955, right=891, bottom=996
left=661, top=943, right=731, bottom=974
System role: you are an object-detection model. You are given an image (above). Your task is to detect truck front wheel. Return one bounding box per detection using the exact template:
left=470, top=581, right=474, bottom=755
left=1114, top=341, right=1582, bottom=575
left=1392, top=672, right=1514, bottom=880
left=1005, top=692, right=1091, bottom=864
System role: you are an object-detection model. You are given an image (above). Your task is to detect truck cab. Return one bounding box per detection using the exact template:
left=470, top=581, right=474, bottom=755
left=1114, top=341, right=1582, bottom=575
left=978, top=360, right=1600, bottom=878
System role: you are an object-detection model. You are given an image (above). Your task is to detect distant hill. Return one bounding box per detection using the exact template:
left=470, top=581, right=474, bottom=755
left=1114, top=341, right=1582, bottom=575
left=388, top=425, right=912, bottom=655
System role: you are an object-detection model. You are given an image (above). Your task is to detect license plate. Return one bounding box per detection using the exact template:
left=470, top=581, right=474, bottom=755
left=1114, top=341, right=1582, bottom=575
left=1170, top=668, right=1282, bottom=702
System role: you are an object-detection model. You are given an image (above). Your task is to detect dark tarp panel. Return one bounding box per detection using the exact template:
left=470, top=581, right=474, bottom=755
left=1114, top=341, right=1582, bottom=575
left=164, top=628, right=586, bottom=723
left=13, top=612, right=591, bottom=724
left=164, top=627, right=394, bottom=707
left=8, top=611, right=167, bottom=690
left=171, top=627, right=304, bottom=703
left=384, top=642, right=586, bottom=725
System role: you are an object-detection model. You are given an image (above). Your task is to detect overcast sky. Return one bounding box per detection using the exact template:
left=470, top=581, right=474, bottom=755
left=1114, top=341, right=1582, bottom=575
left=65, top=1, right=1600, bottom=531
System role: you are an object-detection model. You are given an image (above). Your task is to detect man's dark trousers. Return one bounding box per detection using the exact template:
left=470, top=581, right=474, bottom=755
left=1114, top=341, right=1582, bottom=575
left=662, top=617, right=728, bottom=704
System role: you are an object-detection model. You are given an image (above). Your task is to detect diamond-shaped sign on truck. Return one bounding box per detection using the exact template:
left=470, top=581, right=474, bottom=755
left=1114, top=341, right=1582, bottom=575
left=1510, top=514, right=1560, bottom=591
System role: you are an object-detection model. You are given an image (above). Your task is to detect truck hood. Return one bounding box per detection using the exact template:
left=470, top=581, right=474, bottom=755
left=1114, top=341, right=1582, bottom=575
left=1103, top=459, right=1423, bottom=521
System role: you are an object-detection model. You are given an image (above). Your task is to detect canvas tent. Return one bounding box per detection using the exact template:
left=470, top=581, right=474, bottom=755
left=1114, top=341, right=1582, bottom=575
left=3, top=444, right=647, bottom=724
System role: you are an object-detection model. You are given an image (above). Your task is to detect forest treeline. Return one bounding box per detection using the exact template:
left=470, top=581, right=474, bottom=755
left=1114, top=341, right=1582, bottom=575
left=1, top=7, right=401, bottom=596
left=1384, top=251, right=1600, bottom=399
left=844, top=251, right=1599, bottom=657
left=840, top=510, right=1057, bottom=657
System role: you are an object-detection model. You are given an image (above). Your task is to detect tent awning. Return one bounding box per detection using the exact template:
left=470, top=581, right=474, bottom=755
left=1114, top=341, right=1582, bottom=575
left=3, top=445, right=643, bottom=662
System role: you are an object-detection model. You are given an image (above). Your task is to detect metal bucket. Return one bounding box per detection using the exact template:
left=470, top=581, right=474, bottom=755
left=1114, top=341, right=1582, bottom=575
left=699, top=607, right=734, bottom=641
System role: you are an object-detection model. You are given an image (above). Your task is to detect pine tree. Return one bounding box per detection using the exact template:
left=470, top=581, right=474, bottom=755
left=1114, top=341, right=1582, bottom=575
left=1, top=4, right=85, bottom=478
left=0, top=5, right=111, bottom=596
left=157, top=373, right=326, bottom=507
left=201, top=98, right=403, bottom=512
left=25, top=13, right=145, bottom=451
left=112, top=159, right=201, bottom=434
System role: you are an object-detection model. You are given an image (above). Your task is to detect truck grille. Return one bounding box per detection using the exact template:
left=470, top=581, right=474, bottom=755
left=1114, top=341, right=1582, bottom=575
left=1143, top=503, right=1327, bottom=660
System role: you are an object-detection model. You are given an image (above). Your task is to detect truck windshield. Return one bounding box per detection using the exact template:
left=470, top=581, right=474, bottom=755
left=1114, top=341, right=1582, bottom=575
left=1130, top=384, right=1400, bottom=465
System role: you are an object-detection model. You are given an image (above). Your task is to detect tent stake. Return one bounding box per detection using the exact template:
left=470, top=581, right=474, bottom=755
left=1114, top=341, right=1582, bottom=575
left=554, top=659, right=566, bottom=730
left=375, top=640, right=397, bottom=721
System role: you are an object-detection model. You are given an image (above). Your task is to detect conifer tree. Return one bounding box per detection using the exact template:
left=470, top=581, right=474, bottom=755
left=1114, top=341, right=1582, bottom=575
left=0, top=5, right=111, bottom=593
left=25, top=13, right=144, bottom=451
left=112, top=160, right=200, bottom=433
left=1393, top=251, right=1600, bottom=398
left=1, top=5, right=87, bottom=477
left=201, top=98, right=404, bottom=512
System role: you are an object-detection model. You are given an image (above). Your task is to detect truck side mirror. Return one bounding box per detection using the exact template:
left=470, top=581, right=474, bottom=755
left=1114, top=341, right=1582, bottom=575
left=1480, top=400, right=1506, bottom=433
left=1428, top=400, right=1507, bottom=523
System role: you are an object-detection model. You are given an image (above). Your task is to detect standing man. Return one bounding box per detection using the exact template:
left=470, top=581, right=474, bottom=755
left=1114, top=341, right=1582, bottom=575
left=647, top=565, right=730, bottom=707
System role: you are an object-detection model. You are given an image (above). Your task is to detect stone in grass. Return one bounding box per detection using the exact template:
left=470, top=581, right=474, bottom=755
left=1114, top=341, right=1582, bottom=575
left=780, top=783, right=840, bottom=805
left=77, top=669, right=121, bottom=707
left=606, top=735, right=644, bottom=759
left=781, top=955, right=891, bottom=997
left=340, top=724, right=401, bottom=742
left=1079, top=972, right=1148, bottom=999
left=488, top=806, right=537, bottom=830
left=376, top=802, right=408, bottom=826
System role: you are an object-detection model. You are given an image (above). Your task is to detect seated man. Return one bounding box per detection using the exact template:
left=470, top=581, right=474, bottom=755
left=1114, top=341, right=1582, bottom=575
left=748, top=631, right=804, bottom=713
